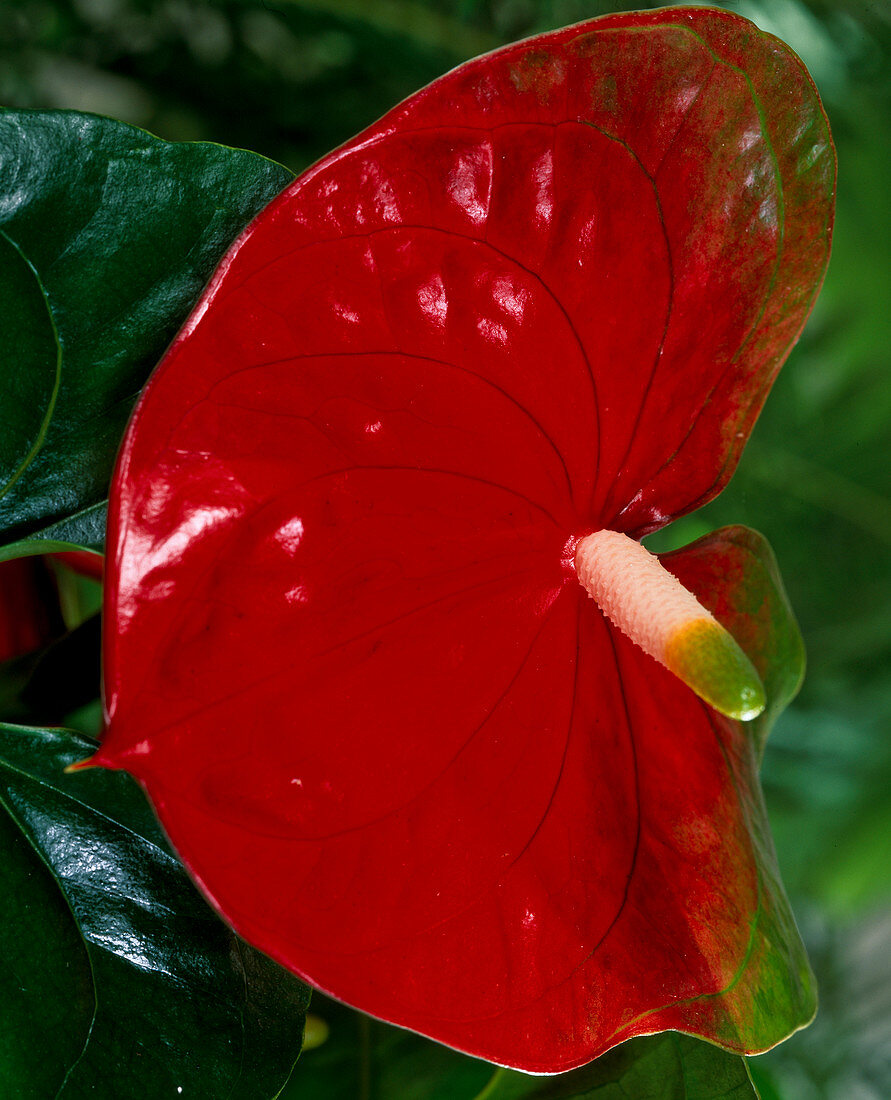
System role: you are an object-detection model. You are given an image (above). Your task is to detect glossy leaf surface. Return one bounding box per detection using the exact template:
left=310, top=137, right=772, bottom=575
left=0, top=725, right=310, bottom=1097
left=0, top=502, right=106, bottom=564
left=102, top=9, right=833, bottom=1073
left=0, top=807, right=94, bottom=1100
left=0, top=108, right=293, bottom=553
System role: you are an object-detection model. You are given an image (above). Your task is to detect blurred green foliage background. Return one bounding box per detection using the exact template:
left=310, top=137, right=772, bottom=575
left=1, top=1, right=888, bottom=1096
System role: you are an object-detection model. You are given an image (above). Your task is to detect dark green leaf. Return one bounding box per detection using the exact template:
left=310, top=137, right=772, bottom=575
left=0, top=724, right=310, bottom=1099
left=0, top=614, right=101, bottom=725
left=0, top=230, right=60, bottom=505
left=0, top=501, right=107, bottom=562
left=285, top=993, right=492, bottom=1100
left=0, top=809, right=93, bottom=1100
left=0, top=108, right=293, bottom=551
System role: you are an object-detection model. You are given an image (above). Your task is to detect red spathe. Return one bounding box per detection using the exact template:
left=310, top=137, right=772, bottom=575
left=100, top=9, right=833, bottom=1072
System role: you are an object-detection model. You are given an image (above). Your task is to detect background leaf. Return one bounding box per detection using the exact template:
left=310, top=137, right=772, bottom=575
left=0, top=108, right=293, bottom=553
left=483, top=1033, right=756, bottom=1100
left=0, top=556, right=64, bottom=664
left=0, top=724, right=310, bottom=1099
left=0, top=502, right=107, bottom=564
left=292, top=994, right=756, bottom=1100
left=0, top=809, right=94, bottom=1100
left=0, top=614, right=101, bottom=726
left=0, top=230, right=60, bottom=504
left=0, top=555, right=102, bottom=726
left=288, top=993, right=492, bottom=1100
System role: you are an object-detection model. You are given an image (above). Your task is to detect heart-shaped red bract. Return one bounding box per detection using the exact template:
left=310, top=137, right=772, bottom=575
left=98, top=9, right=834, bottom=1073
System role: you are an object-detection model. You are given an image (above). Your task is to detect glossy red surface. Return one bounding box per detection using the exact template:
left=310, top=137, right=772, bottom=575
left=99, top=9, right=834, bottom=1072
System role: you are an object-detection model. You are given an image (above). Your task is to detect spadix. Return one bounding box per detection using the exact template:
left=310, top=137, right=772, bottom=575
left=575, top=530, right=766, bottom=721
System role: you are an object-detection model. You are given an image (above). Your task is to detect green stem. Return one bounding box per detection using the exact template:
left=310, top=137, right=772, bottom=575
left=358, top=1013, right=372, bottom=1100
left=472, top=1067, right=509, bottom=1100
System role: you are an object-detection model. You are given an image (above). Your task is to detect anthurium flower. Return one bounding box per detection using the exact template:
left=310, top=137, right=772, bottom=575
left=92, top=8, right=835, bottom=1074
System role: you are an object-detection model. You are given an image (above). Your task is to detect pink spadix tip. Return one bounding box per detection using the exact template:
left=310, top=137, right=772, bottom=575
left=574, top=530, right=766, bottom=721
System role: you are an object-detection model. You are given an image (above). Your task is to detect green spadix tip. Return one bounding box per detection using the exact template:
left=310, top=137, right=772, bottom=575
left=573, top=529, right=767, bottom=721
left=665, top=618, right=766, bottom=722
